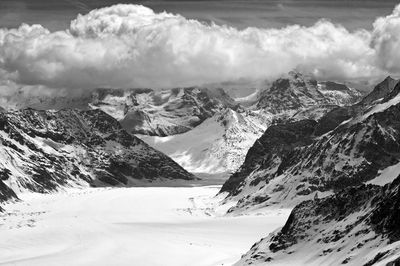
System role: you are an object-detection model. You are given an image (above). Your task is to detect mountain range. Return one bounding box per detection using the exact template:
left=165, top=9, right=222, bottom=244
left=3, top=71, right=396, bottom=265
left=1, top=71, right=363, bottom=177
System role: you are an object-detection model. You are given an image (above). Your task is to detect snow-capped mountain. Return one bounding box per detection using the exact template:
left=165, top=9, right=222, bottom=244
left=236, top=177, right=400, bottom=266
left=221, top=77, right=400, bottom=212
left=255, top=71, right=362, bottom=121
left=0, top=109, right=195, bottom=204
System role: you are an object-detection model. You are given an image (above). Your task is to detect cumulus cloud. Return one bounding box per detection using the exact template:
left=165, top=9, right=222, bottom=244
left=371, top=4, right=400, bottom=74
left=0, top=4, right=399, bottom=90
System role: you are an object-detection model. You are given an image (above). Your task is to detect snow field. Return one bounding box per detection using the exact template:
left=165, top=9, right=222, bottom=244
left=0, top=186, right=290, bottom=266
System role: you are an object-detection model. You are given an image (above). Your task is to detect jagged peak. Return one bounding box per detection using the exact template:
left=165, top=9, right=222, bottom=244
left=375, top=75, right=397, bottom=89
left=383, top=75, right=395, bottom=82
left=373, top=76, right=398, bottom=94
left=359, top=75, right=399, bottom=106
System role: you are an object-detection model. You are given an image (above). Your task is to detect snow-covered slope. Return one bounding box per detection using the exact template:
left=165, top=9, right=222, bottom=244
left=236, top=177, right=400, bottom=266
left=140, top=108, right=270, bottom=174
left=221, top=78, right=400, bottom=212
left=0, top=109, right=195, bottom=204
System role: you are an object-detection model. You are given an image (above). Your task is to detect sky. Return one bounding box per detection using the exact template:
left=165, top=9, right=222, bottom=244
left=0, top=0, right=398, bottom=31
left=0, top=0, right=399, bottom=93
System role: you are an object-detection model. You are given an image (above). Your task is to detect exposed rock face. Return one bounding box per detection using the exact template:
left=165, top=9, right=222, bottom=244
left=236, top=176, right=400, bottom=266
left=0, top=109, right=195, bottom=204
left=221, top=78, right=400, bottom=212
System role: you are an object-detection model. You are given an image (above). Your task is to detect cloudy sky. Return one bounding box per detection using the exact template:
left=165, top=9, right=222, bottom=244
left=0, top=0, right=398, bottom=31
left=0, top=0, right=399, bottom=93
left=0, top=0, right=398, bottom=30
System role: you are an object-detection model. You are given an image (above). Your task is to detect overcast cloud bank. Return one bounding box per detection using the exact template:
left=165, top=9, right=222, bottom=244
left=0, top=4, right=399, bottom=91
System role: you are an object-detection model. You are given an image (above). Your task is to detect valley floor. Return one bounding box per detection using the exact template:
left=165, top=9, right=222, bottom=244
left=0, top=186, right=290, bottom=266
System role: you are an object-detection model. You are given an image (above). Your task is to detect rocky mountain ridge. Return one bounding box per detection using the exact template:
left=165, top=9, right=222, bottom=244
left=0, top=108, right=195, bottom=205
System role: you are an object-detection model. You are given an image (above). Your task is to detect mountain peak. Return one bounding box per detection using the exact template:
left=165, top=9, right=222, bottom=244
left=359, top=75, right=398, bottom=106
left=256, top=71, right=360, bottom=114
left=383, top=75, right=395, bottom=82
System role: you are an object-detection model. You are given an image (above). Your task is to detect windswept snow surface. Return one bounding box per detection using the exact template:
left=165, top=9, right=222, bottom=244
left=0, top=186, right=290, bottom=266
